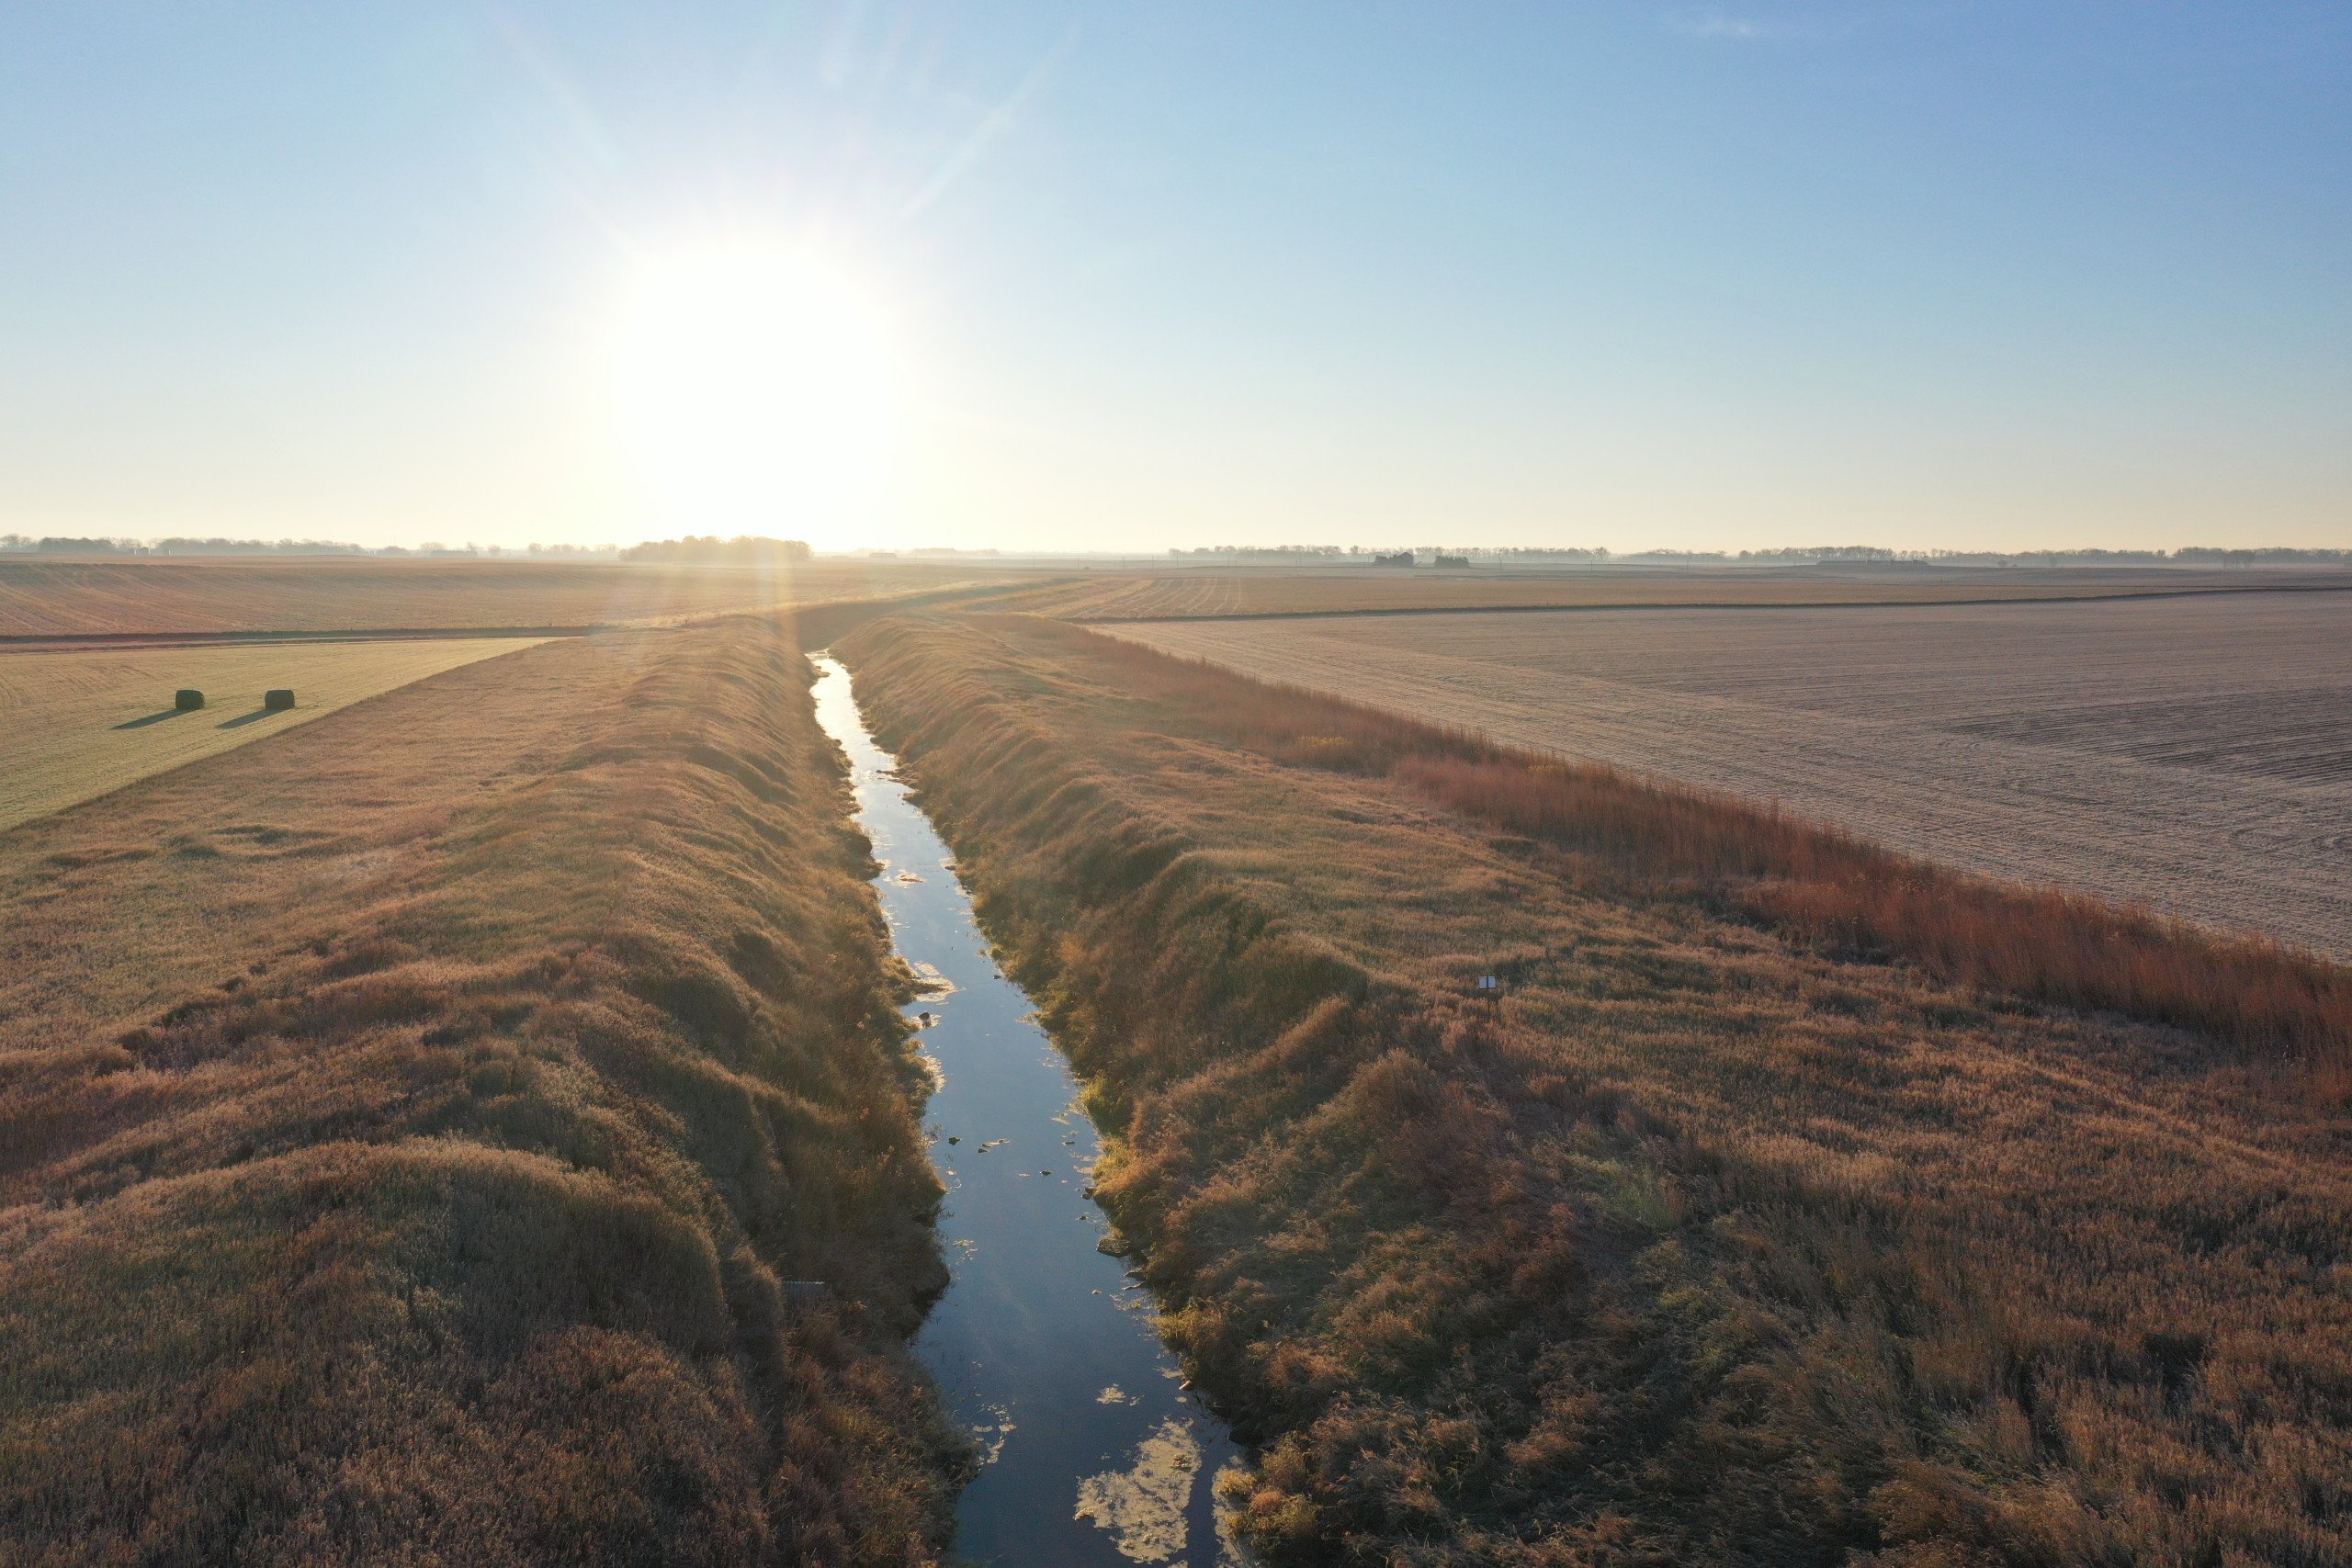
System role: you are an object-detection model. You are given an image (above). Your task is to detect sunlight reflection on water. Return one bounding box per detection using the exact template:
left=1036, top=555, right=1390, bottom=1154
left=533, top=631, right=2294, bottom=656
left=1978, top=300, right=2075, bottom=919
left=811, top=655, right=1251, bottom=1567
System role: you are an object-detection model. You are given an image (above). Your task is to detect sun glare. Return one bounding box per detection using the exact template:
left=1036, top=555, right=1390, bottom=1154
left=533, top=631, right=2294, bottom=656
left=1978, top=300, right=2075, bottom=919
left=612, top=242, right=895, bottom=547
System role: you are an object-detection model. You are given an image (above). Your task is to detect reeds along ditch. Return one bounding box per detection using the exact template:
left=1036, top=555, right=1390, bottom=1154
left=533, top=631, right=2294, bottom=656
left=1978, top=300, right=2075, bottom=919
left=1388, top=753, right=2352, bottom=1091
left=1046, top=617, right=2352, bottom=1102
left=0, top=617, right=960, bottom=1566
left=835, top=610, right=2352, bottom=1567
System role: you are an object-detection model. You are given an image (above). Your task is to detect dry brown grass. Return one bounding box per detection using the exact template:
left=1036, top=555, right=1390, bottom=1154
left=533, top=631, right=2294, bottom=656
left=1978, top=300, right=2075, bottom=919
left=0, top=615, right=960, bottom=1564
left=1397, top=754, right=2352, bottom=1089
left=0, top=636, right=548, bottom=832
left=0, top=555, right=1033, bottom=638
left=1122, top=592, right=2352, bottom=958
left=1066, top=620, right=2352, bottom=1095
left=840, top=611, right=2352, bottom=1567
left=977, top=564, right=2352, bottom=621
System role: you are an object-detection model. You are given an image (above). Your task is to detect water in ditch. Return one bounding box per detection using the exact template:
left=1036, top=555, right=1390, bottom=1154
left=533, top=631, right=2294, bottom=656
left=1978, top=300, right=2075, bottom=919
left=810, top=655, right=1250, bottom=1567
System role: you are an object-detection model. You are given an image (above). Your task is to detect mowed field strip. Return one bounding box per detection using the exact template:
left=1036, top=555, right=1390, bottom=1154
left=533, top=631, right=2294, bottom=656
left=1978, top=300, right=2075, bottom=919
left=1120, top=590, right=2352, bottom=955
left=0, top=637, right=548, bottom=832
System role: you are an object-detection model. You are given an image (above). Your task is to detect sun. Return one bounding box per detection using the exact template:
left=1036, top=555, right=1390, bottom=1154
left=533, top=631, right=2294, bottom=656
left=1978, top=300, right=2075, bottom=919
left=612, top=241, right=896, bottom=547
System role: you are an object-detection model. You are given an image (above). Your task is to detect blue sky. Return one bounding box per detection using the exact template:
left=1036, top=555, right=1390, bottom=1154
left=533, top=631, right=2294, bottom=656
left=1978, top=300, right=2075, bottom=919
left=1, top=2, right=2345, bottom=552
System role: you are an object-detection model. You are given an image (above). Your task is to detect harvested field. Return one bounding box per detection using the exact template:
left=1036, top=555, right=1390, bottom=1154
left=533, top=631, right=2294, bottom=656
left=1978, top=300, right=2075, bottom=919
left=1124, top=589, right=2352, bottom=955
left=0, top=637, right=548, bottom=833
left=0, top=555, right=1022, bottom=638
left=984, top=563, right=2352, bottom=620
left=840, top=612, right=2352, bottom=1566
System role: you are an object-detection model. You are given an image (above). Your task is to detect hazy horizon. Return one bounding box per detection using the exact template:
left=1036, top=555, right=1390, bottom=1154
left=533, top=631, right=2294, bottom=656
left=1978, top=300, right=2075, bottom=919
left=4, top=4, right=2345, bottom=555
left=4, top=532, right=2351, bottom=565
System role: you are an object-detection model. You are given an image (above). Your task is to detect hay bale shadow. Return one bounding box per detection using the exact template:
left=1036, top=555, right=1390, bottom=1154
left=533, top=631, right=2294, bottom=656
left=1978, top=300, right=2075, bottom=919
left=114, top=710, right=188, bottom=730
left=217, top=709, right=280, bottom=730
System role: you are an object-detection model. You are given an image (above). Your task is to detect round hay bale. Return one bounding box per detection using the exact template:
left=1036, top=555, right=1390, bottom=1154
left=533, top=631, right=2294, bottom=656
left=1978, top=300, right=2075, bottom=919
left=264, top=688, right=296, bottom=712
left=174, top=689, right=205, bottom=711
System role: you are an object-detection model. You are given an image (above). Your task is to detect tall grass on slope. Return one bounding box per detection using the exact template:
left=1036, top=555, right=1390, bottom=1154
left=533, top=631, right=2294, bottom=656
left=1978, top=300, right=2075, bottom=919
left=837, top=612, right=2352, bottom=1568
left=0, top=617, right=959, bottom=1565
left=1071, top=621, right=2352, bottom=1100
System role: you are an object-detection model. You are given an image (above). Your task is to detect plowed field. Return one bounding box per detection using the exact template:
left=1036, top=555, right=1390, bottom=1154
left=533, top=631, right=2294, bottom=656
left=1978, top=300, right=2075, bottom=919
left=1121, top=589, right=2352, bottom=954
left=988, top=564, right=2352, bottom=619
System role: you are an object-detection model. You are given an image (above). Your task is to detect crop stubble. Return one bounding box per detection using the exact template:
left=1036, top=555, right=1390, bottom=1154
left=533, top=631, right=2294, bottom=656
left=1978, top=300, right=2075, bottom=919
left=0, top=556, right=1011, bottom=638
left=1122, top=590, right=2352, bottom=954
left=0, top=637, right=548, bottom=833
left=989, top=564, right=2351, bottom=620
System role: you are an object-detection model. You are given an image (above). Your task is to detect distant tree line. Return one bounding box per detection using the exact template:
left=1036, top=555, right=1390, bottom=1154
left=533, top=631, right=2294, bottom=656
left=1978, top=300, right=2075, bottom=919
left=0, top=535, right=628, bottom=558
left=1919, top=547, right=2352, bottom=568
left=0, top=535, right=378, bottom=556
left=0, top=535, right=843, bottom=562
left=1168, top=545, right=1347, bottom=559
left=1144, top=541, right=2352, bottom=569
left=616, top=535, right=813, bottom=564
left=1736, top=545, right=1898, bottom=561
left=3, top=532, right=2343, bottom=569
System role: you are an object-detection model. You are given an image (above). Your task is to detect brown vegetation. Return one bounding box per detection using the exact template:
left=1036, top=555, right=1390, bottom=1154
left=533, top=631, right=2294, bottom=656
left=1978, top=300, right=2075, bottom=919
left=0, top=555, right=1032, bottom=638
left=841, top=611, right=2352, bottom=1566
left=1123, top=592, right=2352, bottom=958
left=0, top=637, right=549, bottom=834
left=1088, top=619, right=2352, bottom=1094
left=977, top=564, right=2352, bottom=621
left=1408, top=748, right=2352, bottom=1100
left=0, top=616, right=958, bottom=1563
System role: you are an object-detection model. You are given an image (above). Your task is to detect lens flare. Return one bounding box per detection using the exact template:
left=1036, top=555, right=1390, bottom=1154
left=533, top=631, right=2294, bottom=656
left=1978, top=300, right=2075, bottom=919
left=612, top=241, right=895, bottom=547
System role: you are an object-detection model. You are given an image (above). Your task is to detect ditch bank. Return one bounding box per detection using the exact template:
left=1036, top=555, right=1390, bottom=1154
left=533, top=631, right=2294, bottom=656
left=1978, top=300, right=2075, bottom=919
left=810, top=655, right=1250, bottom=1567
left=833, top=612, right=2352, bottom=1568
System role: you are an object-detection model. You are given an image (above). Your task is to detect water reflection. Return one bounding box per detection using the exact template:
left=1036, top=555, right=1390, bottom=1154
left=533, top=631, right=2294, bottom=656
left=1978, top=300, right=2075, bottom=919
left=810, top=655, right=1250, bottom=1567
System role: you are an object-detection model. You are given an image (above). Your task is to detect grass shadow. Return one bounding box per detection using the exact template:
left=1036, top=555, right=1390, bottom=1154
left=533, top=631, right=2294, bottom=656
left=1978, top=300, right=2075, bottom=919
left=217, top=709, right=280, bottom=730
left=114, top=710, right=189, bottom=730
